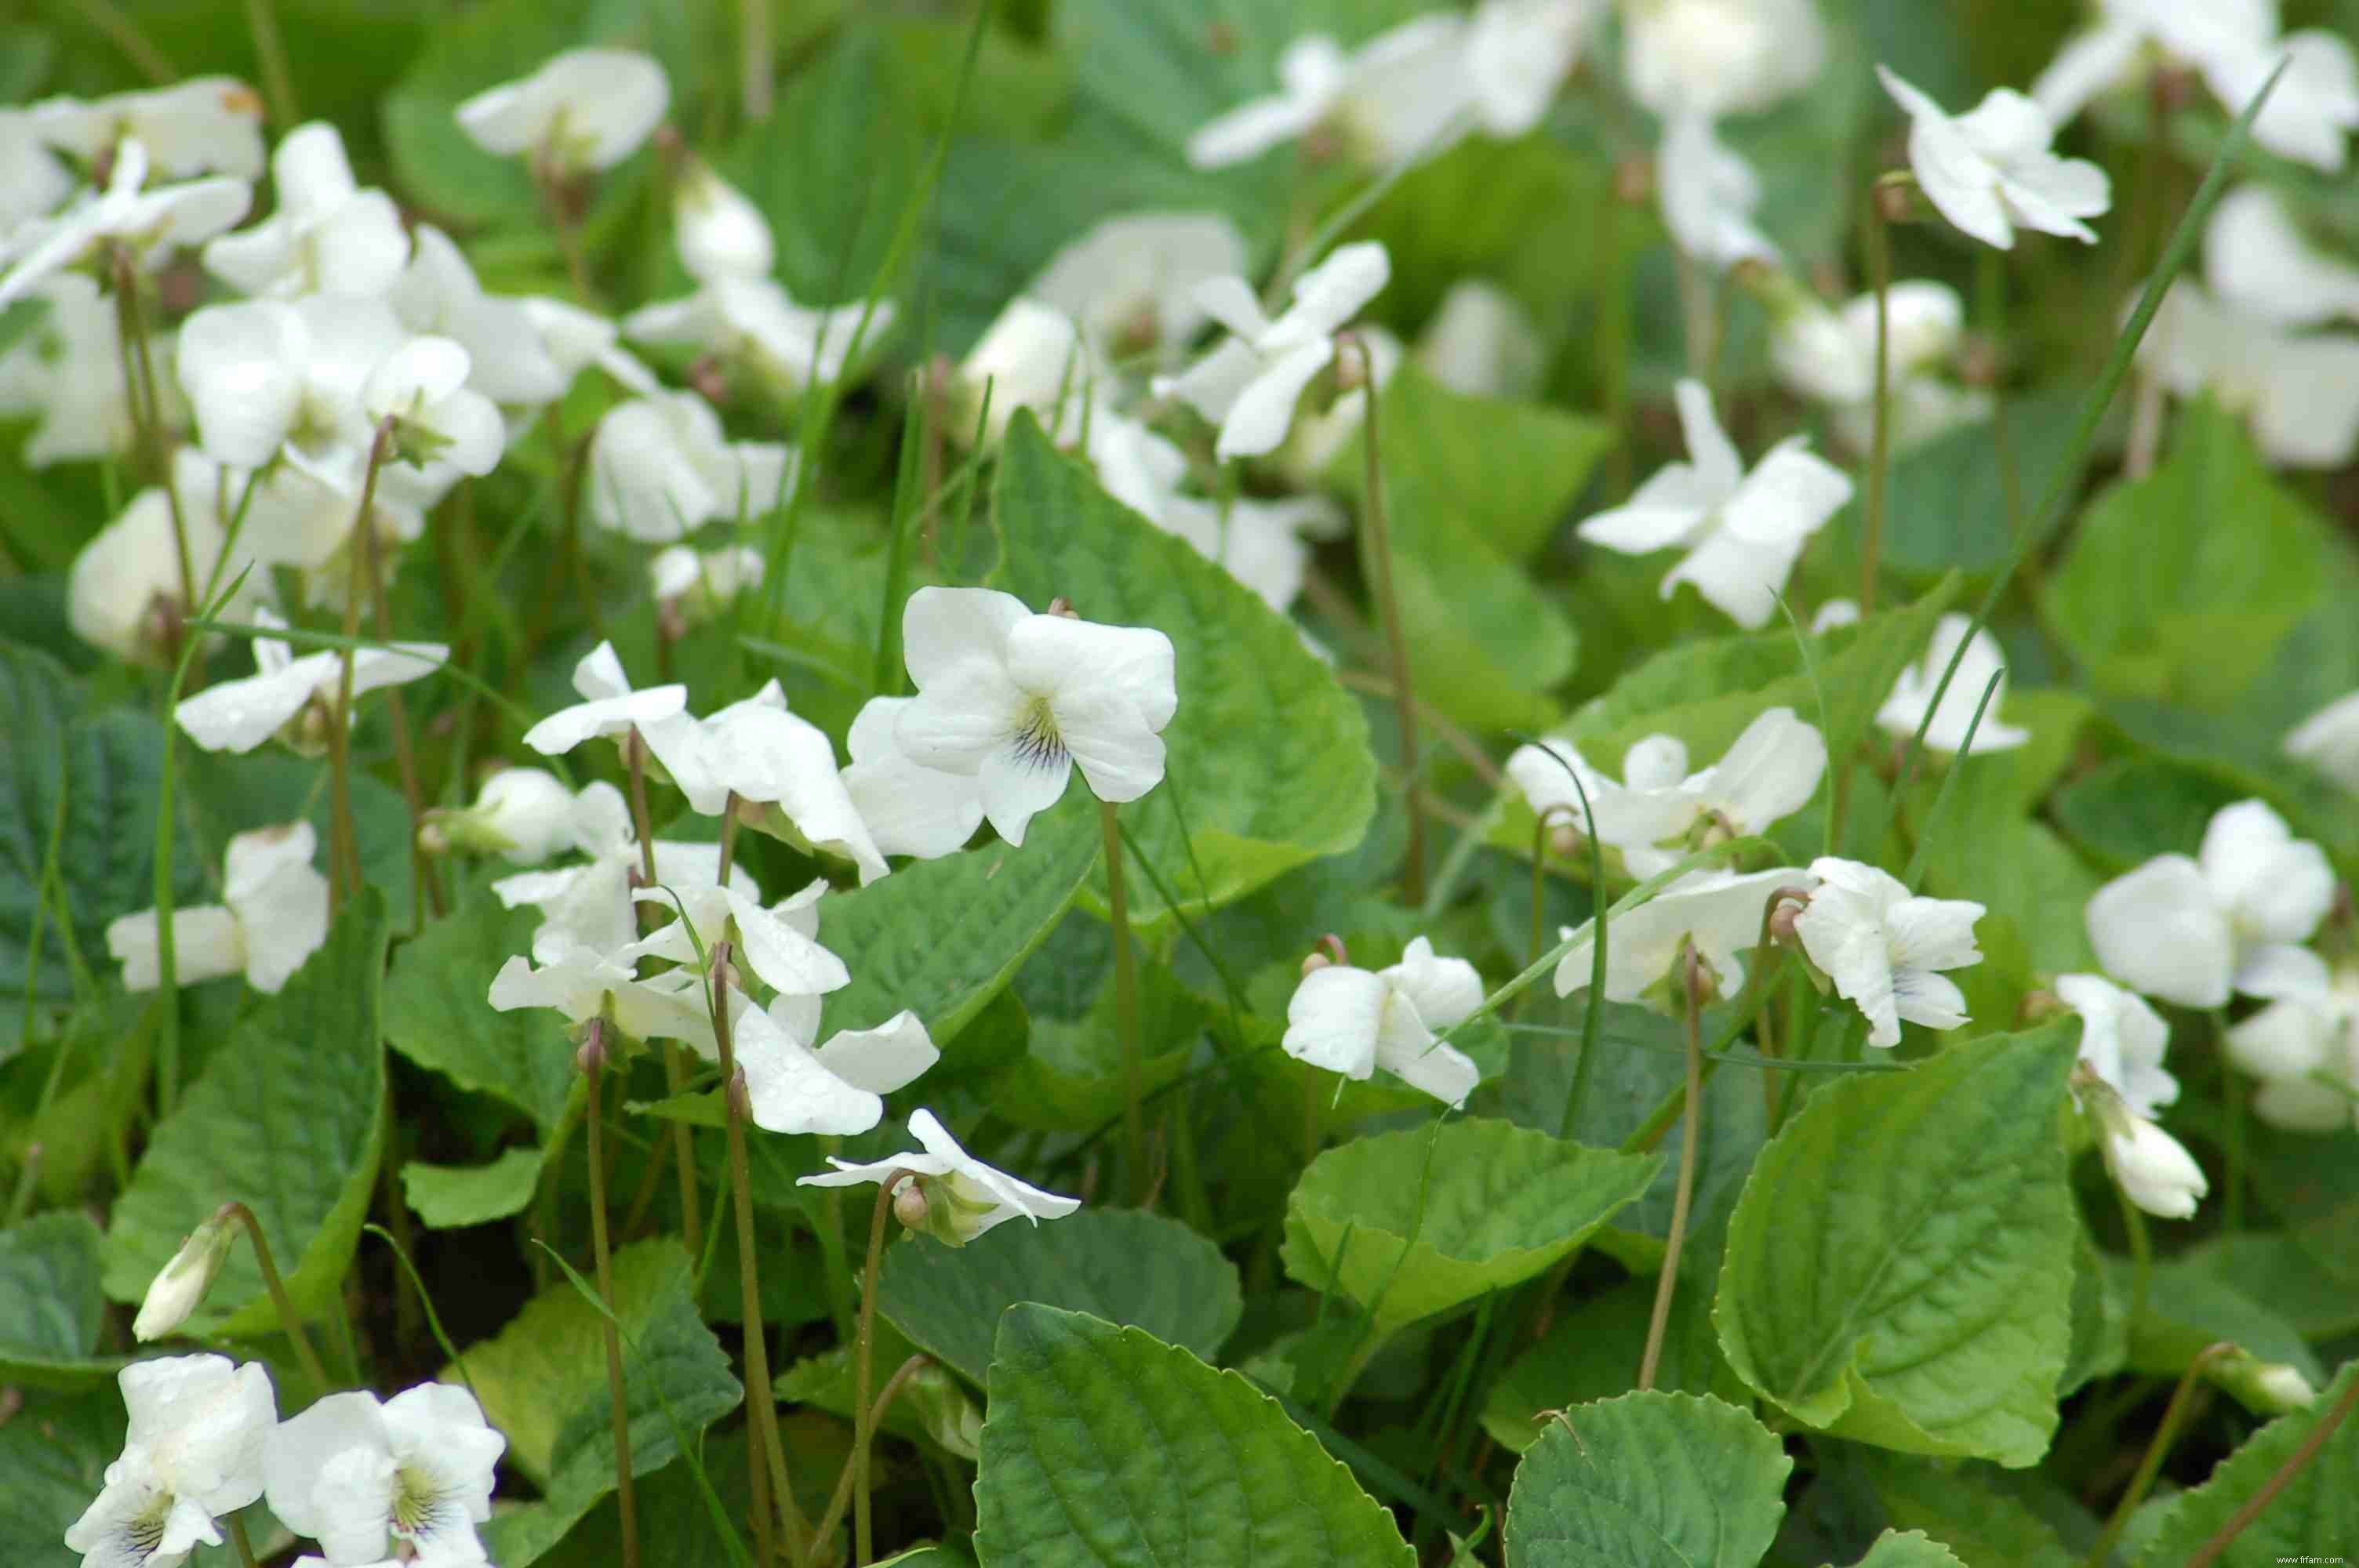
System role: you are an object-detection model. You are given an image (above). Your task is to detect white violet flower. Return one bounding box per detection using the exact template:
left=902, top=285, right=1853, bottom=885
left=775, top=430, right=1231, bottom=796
left=1658, top=114, right=1777, bottom=272
left=1586, top=710, right=1826, bottom=877
left=840, top=695, right=988, bottom=862
left=2223, top=949, right=2359, bottom=1133
left=2135, top=281, right=2359, bottom=470
left=623, top=276, right=889, bottom=395
left=1620, top=0, right=1827, bottom=122
left=173, top=607, right=445, bottom=756
left=2206, top=185, right=2359, bottom=328
left=389, top=225, right=569, bottom=408
left=362, top=336, right=505, bottom=481
left=1282, top=936, right=1485, bottom=1107
left=106, top=822, right=329, bottom=996
left=734, top=998, right=939, bottom=1136
left=1029, top=211, right=1249, bottom=370
left=1768, top=280, right=1990, bottom=455
left=433, top=767, right=580, bottom=863
left=174, top=293, right=410, bottom=492
left=66, top=1355, right=275, bottom=1568
left=202, top=122, right=409, bottom=299
left=1576, top=378, right=1852, bottom=628
left=1414, top=279, right=1545, bottom=401
left=2097, top=1098, right=2211, bottom=1220
left=2084, top=799, right=2335, bottom=1010
left=1877, top=67, right=2110, bottom=251
left=1875, top=612, right=2031, bottom=755
left=798, top=1109, right=1081, bottom=1245
left=263, top=1384, right=505, bottom=1566
left=1554, top=866, right=1812, bottom=1005
left=488, top=933, right=717, bottom=1048
left=1792, top=857, right=1985, bottom=1048
left=2056, top=971, right=2179, bottom=1120
left=455, top=48, right=670, bottom=174
left=2285, top=690, right=2359, bottom=793
left=586, top=390, right=794, bottom=542
left=0, top=137, right=250, bottom=309
left=674, top=155, right=774, bottom=283
left=520, top=641, right=688, bottom=756
left=624, top=878, right=849, bottom=1004
left=32, top=78, right=267, bottom=180
left=1185, top=17, right=1472, bottom=171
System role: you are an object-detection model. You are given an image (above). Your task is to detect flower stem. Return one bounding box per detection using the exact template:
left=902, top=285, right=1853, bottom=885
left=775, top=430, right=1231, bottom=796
left=740, top=0, right=773, bottom=122
left=1345, top=332, right=1424, bottom=905
left=630, top=732, right=703, bottom=1261
left=225, top=1514, right=259, bottom=1568
left=2115, top=1174, right=2153, bottom=1327
left=711, top=942, right=809, bottom=1564
left=853, top=1168, right=918, bottom=1566
left=1637, top=949, right=1707, bottom=1392
left=580, top=1025, right=640, bottom=1568
left=238, top=0, right=297, bottom=130
left=814, top=1353, right=933, bottom=1556
left=1859, top=187, right=1892, bottom=615
left=356, top=495, right=442, bottom=928
left=1102, top=800, right=1147, bottom=1207
left=329, top=423, right=395, bottom=911
left=219, top=1200, right=333, bottom=1397
left=2185, top=1362, right=2359, bottom=1568
left=2085, top=1341, right=2234, bottom=1568
left=2215, top=1008, right=2245, bottom=1250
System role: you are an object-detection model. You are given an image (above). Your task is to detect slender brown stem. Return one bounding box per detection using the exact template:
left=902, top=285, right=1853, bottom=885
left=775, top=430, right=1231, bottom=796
left=1345, top=332, right=1423, bottom=903
left=628, top=731, right=703, bottom=1259
left=329, top=423, right=395, bottom=909
left=1637, top=949, right=1707, bottom=1392
left=358, top=502, right=442, bottom=926
left=2183, top=1360, right=2359, bottom=1568
left=533, top=148, right=598, bottom=304
left=78, top=0, right=178, bottom=81
left=580, top=1026, right=640, bottom=1568
left=238, top=0, right=297, bottom=129
left=741, top=0, right=773, bottom=121
left=225, top=1514, right=259, bottom=1568
left=219, top=1201, right=333, bottom=1396
left=712, top=943, right=809, bottom=1563
left=1330, top=668, right=1501, bottom=788
left=854, top=1168, right=918, bottom=1566
left=2085, top=1342, right=2234, bottom=1568
left=1860, top=191, right=1892, bottom=615
left=111, top=250, right=194, bottom=621
left=812, top=1354, right=933, bottom=1559
left=2115, top=1175, right=2154, bottom=1327
left=1103, top=801, right=1147, bottom=1207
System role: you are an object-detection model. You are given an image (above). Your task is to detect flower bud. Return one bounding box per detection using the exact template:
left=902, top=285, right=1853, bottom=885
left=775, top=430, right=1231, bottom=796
left=2210, top=1348, right=2317, bottom=1416
left=892, top=1178, right=931, bottom=1232
left=2102, top=1113, right=2208, bottom=1220
left=432, top=767, right=576, bottom=863
left=133, top=1210, right=236, bottom=1341
left=674, top=157, right=774, bottom=284
left=576, top=1018, right=609, bottom=1077
left=1548, top=820, right=1583, bottom=857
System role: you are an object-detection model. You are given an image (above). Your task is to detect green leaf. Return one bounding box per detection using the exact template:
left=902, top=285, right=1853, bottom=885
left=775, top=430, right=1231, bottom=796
left=2120, top=1254, right=2323, bottom=1384
left=1881, top=387, right=2085, bottom=581
left=0, top=1388, right=126, bottom=1568
left=463, top=1239, right=742, bottom=1508
left=2130, top=1358, right=2359, bottom=1567
left=101, top=892, right=390, bottom=1338
left=1714, top=1023, right=2079, bottom=1468
left=0, top=1211, right=121, bottom=1388
left=816, top=795, right=1100, bottom=1049
left=383, top=872, right=576, bottom=1134
left=878, top=1206, right=1242, bottom=1388
left=992, top=912, right=1209, bottom=1133
left=1481, top=1276, right=1746, bottom=1454
left=1281, top=1118, right=1661, bottom=1334
left=2046, top=398, right=2335, bottom=710
left=992, top=415, right=1378, bottom=925
left=1856, top=1450, right=2086, bottom=1568
left=180, top=748, right=415, bottom=941
left=972, top=1304, right=1414, bottom=1568
left=775, top=1315, right=982, bottom=1460
left=400, top=1147, right=546, bottom=1230
left=1503, top=1392, right=1792, bottom=1567
left=2049, top=755, right=2245, bottom=873
left=1837, top=1531, right=1971, bottom=1568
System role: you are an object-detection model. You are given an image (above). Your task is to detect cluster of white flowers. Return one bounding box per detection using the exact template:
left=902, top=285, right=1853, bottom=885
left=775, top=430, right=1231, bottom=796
left=66, top=1353, right=504, bottom=1568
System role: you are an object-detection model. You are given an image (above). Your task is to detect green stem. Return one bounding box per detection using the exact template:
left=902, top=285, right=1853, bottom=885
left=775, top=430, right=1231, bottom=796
left=357, top=497, right=440, bottom=928
left=2184, top=1362, right=2359, bottom=1568
left=2213, top=1007, right=2243, bottom=1248
left=1601, top=186, right=1634, bottom=499
left=2085, top=1342, right=2233, bottom=1568
left=2116, top=1174, right=2154, bottom=1329
left=220, top=1201, right=333, bottom=1397
left=812, top=1354, right=932, bottom=1560
left=581, top=1029, right=640, bottom=1568
left=1637, top=950, right=1706, bottom=1391
left=1103, top=800, right=1147, bottom=1206
left=1347, top=332, right=1423, bottom=905
left=111, top=249, right=194, bottom=619
left=225, top=1514, right=259, bottom=1568
left=329, top=423, right=394, bottom=909
left=1860, top=190, right=1892, bottom=615
left=238, top=0, right=297, bottom=129
left=632, top=736, right=702, bottom=1261
left=853, top=1170, right=917, bottom=1566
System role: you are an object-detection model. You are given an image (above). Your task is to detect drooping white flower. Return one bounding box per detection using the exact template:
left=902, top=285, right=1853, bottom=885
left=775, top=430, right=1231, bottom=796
left=2224, top=949, right=2359, bottom=1133
left=1154, top=241, right=1391, bottom=461
left=173, top=608, right=445, bottom=756
left=263, top=1384, right=505, bottom=1567
left=2055, top=972, right=2179, bottom=1120
left=626, top=877, right=849, bottom=1003
left=1155, top=492, right=1348, bottom=616
left=1030, top=211, right=1249, bottom=371
left=623, top=275, right=890, bottom=394
left=520, top=641, right=688, bottom=756
left=1875, top=612, right=2031, bottom=756
left=175, top=292, right=410, bottom=492
left=1282, top=936, right=1485, bottom=1106
left=1793, top=857, right=1984, bottom=1048
left=202, top=122, right=409, bottom=299
left=0, top=107, right=75, bottom=236
left=133, top=1211, right=236, bottom=1341
left=2206, top=186, right=2359, bottom=328
left=1185, top=17, right=1473, bottom=170
left=1506, top=735, right=1609, bottom=829
left=2033, top=0, right=2359, bottom=173
left=1620, top=0, right=1827, bottom=121
left=0, top=137, right=250, bottom=309
left=454, top=49, right=670, bottom=174
left=32, top=78, right=267, bottom=180
left=639, top=680, right=889, bottom=884
left=650, top=543, right=765, bottom=619
left=0, top=272, right=151, bottom=466
left=1578, top=710, right=1827, bottom=877
left=798, top=1109, right=1081, bottom=1244
left=491, top=783, right=736, bottom=961
left=488, top=931, right=716, bottom=1047
left=2286, top=690, right=2359, bottom=793
left=2135, top=281, right=2359, bottom=470
left=734, top=996, right=938, bottom=1135
left=1466, top=0, right=1598, bottom=136
left=585, top=390, right=794, bottom=542
left=2102, top=1108, right=2211, bottom=1219
left=1877, top=67, right=2110, bottom=251
left=1554, top=866, right=1814, bottom=1004
left=951, top=297, right=1104, bottom=448
left=1768, top=280, right=1990, bottom=454
left=361, top=336, right=505, bottom=482
left=519, top=294, right=660, bottom=398
left=840, top=695, right=987, bottom=862
left=892, top=586, right=1178, bottom=847
left=1576, top=377, right=1852, bottom=628
left=674, top=155, right=773, bottom=283
left=433, top=767, right=580, bottom=863
left=2085, top=799, right=2335, bottom=1010
left=65, top=1355, right=275, bottom=1568
left=105, top=821, right=329, bottom=996
left=1273, top=325, right=1402, bottom=485
left=388, top=225, right=568, bottom=408
left=1415, top=279, right=1545, bottom=401
left=67, top=449, right=271, bottom=667
left=1658, top=114, right=1776, bottom=272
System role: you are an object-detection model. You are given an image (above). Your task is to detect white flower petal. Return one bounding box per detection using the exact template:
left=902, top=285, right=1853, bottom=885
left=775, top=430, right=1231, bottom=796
left=812, top=1011, right=940, bottom=1095
left=1282, top=964, right=1387, bottom=1079
left=2085, top=855, right=2234, bottom=1009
